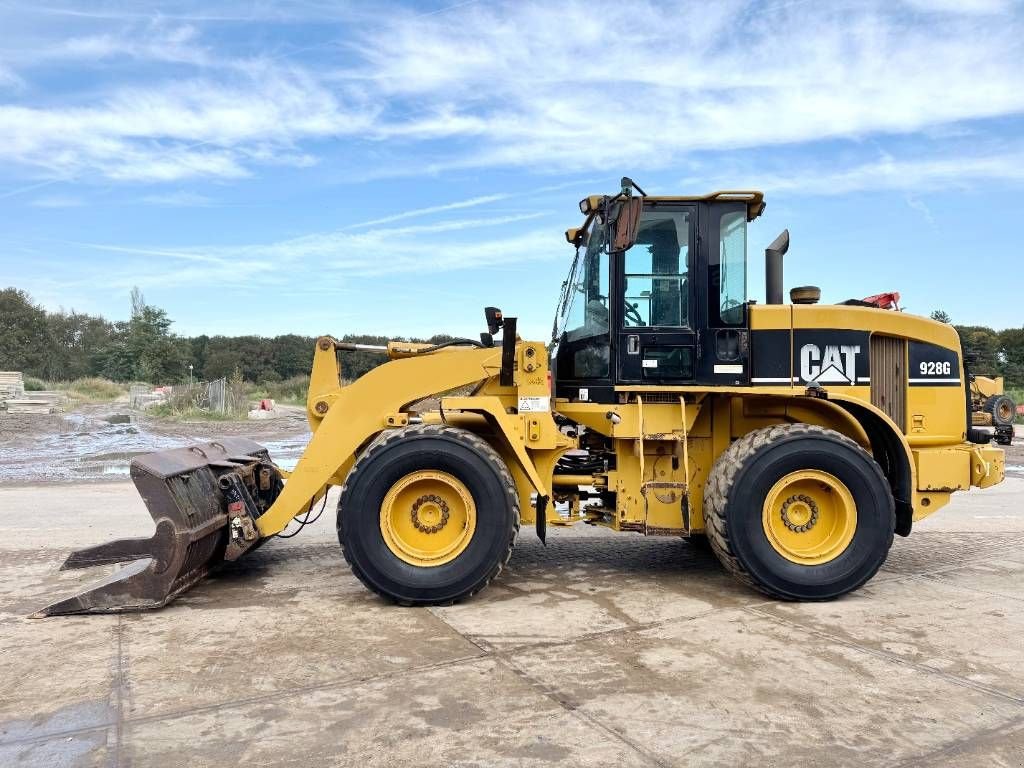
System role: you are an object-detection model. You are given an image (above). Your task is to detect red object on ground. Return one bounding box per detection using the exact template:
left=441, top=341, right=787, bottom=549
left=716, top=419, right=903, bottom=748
left=862, top=291, right=901, bottom=310
left=259, top=399, right=274, bottom=411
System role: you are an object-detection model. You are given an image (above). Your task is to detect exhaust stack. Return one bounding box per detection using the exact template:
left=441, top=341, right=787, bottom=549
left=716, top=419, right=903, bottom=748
left=765, top=229, right=790, bottom=305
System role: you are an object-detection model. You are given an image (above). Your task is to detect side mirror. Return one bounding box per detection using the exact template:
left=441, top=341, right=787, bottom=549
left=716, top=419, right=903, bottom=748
left=611, top=196, right=642, bottom=252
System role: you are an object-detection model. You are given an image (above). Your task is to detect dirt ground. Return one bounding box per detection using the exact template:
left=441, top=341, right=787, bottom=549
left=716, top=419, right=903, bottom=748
left=1, top=427, right=1023, bottom=767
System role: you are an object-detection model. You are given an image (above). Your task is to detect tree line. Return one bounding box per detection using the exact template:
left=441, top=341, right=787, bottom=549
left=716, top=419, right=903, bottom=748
left=929, top=310, right=1024, bottom=386
left=1, top=287, right=1021, bottom=387
left=0, top=287, right=453, bottom=384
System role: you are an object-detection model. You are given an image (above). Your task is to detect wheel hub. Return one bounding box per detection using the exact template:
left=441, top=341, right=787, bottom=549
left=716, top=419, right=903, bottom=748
left=761, top=469, right=857, bottom=565
left=411, top=494, right=450, bottom=534
left=780, top=494, right=819, bottom=533
left=379, top=470, right=476, bottom=567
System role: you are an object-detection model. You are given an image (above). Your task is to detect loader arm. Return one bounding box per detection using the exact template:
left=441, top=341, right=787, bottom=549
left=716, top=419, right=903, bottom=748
left=37, top=339, right=510, bottom=616
left=255, top=341, right=506, bottom=536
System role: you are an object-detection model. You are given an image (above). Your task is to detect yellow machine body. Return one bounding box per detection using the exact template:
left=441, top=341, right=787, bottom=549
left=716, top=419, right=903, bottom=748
left=38, top=184, right=1006, bottom=615
left=259, top=304, right=1001, bottom=546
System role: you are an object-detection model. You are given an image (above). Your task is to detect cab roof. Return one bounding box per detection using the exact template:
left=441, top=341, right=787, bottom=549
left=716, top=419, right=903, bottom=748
left=639, top=190, right=765, bottom=222
left=566, top=190, right=765, bottom=247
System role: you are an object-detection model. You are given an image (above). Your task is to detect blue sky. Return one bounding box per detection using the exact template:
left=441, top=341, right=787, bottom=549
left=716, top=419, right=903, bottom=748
left=0, top=0, right=1022, bottom=340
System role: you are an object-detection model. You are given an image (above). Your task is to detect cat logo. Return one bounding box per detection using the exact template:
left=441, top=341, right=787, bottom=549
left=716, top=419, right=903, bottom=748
left=800, top=343, right=860, bottom=384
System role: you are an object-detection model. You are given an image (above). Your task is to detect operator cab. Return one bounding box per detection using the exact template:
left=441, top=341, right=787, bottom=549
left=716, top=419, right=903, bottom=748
left=551, top=182, right=764, bottom=403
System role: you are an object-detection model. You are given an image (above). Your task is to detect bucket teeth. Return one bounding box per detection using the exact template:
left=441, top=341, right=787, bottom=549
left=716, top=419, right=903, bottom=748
left=60, top=522, right=175, bottom=572
left=34, top=438, right=282, bottom=617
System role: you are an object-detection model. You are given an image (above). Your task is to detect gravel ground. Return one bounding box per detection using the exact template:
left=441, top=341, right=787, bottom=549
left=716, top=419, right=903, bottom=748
left=1, top=450, right=1023, bottom=766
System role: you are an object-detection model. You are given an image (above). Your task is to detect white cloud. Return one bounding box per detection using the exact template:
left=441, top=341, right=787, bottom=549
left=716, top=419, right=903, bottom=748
left=344, top=180, right=600, bottom=229
left=0, top=64, right=25, bottom=90
left=1, top=1, right=1023, bottom=190
left=348, top=1, right=1024, bottom=173
left=901, top=0, right=1012, bottom=14
left=67, top=211, right=562, bottom=294
left=194, top=213, right=557, bottom=277
left=904, top=194, right=935, bottom=225
left=140, top=190, right=215, bottom=206
left=0, top=64, right=374, bottom=181
left=702, top=147, right=1024, bottom=196
left=29, top=194, right=83, bottom=208
left=346, top=194, right=512, bottom=229
left=54, top=23, right=211, bottom=65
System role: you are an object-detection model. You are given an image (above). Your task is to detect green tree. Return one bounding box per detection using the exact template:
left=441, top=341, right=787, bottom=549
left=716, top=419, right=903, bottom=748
left=44, top=310, right=113, bottom=380
left=0, top=288, right=50, bottom=376
left=955, top=325, right=1001, bottom=372
left=930, top=309, right=951, bottom=324
left=92, top=288, right=188, bottom=383
left=269, top=334, right=314, bottom=379
left=999, top=328, right=1024, bottom=388
left=202, top=349, right=245, bottom=380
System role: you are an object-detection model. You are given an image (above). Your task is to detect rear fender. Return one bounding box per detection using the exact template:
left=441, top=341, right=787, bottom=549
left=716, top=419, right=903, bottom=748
left=736, top=393, right=914, bottom=536
left=828, top=395, right=915, bottom=536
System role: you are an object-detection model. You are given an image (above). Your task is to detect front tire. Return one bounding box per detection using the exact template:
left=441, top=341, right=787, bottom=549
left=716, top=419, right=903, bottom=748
left=338, top=425, right=519, bottom=605
left=704, top=424, right=894, bottom=600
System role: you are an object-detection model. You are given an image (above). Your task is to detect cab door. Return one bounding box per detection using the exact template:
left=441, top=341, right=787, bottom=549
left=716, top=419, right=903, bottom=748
left=696, top=202, right=750, bottom=385
left=617, top=204, right=697, bottom=383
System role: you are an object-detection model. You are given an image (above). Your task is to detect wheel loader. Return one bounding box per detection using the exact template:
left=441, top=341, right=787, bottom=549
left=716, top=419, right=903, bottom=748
left=36, top=179, right=1006, bottom=616
left=969, top=374, right=1016, bottom=446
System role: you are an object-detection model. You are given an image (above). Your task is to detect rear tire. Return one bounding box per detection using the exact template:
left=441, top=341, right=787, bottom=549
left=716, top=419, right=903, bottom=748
left=704, top=424, right=894, bottom=600
left=984, top=394, right=1016, bottom=428
left=338, top=425, right=519, bottom=605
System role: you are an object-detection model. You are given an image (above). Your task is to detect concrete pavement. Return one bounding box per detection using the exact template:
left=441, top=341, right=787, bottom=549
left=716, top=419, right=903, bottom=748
left=1, top=477, right=1023, bottom=767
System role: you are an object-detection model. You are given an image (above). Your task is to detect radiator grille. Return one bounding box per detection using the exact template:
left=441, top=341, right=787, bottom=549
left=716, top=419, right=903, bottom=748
left=870, top=335, right=906, bottom=431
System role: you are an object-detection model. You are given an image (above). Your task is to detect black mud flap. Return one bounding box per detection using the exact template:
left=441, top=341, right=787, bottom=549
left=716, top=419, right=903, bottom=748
left=33, top=438, right=282, bottom=617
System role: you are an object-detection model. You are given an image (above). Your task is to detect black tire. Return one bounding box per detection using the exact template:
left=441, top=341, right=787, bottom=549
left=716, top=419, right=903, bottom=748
left=984, top=394, right=1016, bottom=428
left=338, top=424, right=519, bottom=605
left=704, top=424, right=895, bottom=600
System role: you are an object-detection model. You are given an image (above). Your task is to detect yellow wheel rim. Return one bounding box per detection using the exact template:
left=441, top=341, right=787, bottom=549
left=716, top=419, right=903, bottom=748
left=380, top=470, right=476, bottom=567
left=762, top=470, right=857, bottom=565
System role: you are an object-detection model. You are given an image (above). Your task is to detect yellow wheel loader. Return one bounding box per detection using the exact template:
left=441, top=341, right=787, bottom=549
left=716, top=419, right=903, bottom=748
left=37, top=179, right=1006, bottom=616
left=969, top=374, right=1016, bottom=446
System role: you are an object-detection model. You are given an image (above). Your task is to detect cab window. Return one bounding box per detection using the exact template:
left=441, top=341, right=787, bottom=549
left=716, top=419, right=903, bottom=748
left=623, top=209, right=690, bottom=327
left=557, top=216, right=610, bottom=378
left=712, top=210, right=747, bottom=326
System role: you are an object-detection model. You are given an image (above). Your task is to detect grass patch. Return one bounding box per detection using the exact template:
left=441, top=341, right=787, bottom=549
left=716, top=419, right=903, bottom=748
left=23, top=376, right=47, bottom=391
left=146, top=402, right=241, bottom=421
left=66, top=377, right=126, bottom=400
left=47, top=377, right=129, bottom=403
left=1006, top=389, right=1024, bottom=423
left=249, top=375, right=309, bottom=406
left=144, top=379, right=250, bottom=421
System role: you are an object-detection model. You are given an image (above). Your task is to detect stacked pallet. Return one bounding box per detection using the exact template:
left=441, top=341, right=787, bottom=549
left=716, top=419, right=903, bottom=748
left=0, top=371, right=25, bottom=402
left=2, top=377, right=65, bottom=414
left=6, top=399, right=58, bottom=415
left=28, top=391, right=66, bottom=406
